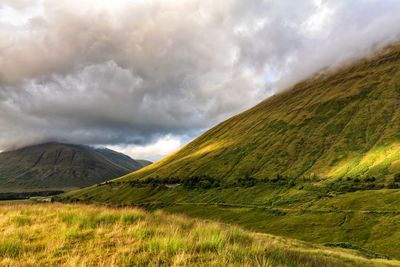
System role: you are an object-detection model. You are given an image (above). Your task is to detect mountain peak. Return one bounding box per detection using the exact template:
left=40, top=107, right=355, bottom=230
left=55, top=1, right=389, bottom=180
left=0, top=142, right=149, bottom=191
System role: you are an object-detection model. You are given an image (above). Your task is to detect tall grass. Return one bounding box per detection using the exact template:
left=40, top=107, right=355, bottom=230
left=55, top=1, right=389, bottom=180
left=0, top=203, right=397, bottom=266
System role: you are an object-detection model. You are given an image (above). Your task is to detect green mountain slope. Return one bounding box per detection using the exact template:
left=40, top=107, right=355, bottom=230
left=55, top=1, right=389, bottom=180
left=63, top=44, right=400, bottom=259
left=0, top=142, right=146, bottom=191
left=116, top=44, right=400, bottom=182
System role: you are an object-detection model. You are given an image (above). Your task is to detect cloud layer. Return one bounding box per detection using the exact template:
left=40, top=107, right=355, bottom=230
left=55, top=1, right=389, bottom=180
left=1, top=0, right=400, bottom=159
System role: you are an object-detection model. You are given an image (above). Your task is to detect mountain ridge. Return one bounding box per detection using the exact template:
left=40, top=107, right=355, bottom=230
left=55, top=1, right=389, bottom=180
left=0, top=142, right=151, bottom=191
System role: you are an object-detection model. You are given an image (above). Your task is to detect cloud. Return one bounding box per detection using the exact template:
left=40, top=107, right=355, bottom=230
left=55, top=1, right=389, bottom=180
left=106, top=134, right=185, bottom=162
left=1, top=0, right=400, bottom=160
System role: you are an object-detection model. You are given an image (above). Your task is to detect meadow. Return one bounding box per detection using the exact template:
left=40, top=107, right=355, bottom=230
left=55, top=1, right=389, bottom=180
left=0, top=203, right=397, bottom=266
left=62, top=182, right=400, bottom=259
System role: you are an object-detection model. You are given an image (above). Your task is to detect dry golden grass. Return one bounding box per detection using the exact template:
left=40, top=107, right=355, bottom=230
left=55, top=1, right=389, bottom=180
left=0, top=203, right=398, bottom=266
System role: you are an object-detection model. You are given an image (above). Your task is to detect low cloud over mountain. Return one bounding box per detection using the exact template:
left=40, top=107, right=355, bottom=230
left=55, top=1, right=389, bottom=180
left=1, top=0, right=400, bottom=160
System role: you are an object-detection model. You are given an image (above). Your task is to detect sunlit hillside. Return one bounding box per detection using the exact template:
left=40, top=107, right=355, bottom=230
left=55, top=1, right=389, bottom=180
left=115, top=44, right=400, bottom=182
left=63, top=44, right=400, bottom=260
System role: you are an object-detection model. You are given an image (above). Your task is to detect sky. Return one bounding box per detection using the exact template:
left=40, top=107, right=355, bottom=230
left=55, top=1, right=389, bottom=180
left=1, top=0, right=400, bottom=162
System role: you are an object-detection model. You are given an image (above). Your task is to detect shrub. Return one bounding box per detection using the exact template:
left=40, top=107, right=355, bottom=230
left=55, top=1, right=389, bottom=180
left=237, top=175, right=257, bottom=187
left=387, top=181, right=399, bottom=189
left=367, top=176, right=376, bottom=182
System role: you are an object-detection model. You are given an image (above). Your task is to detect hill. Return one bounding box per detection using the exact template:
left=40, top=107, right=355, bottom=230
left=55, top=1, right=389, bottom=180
left=0, top=142, right=146, bottom=192
left=113, top=44, right=400, bottom=182
left=63, top=44, right=400, bottom=259
left=0, top=203, right=397, bottom=266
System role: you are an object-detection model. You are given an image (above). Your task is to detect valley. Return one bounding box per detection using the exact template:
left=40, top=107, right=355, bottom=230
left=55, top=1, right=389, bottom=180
left=60, top=180, right=400, bottom=260
left=1, top=3, right=400, bottom=265
left=60, top=44, right=400, bottom=261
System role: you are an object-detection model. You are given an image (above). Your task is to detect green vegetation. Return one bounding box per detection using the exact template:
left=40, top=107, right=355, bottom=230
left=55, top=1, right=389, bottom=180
left=0, top=142, right=149, bottom=193
left=0, top=199, right=36, bottom=205
left=63, top=44, right=400, bottom=260
left=0, top=203, right=397, bottom=266
left=107, top=44, right=400, bottom=182
left=324, top=243, right=391, bottom=260
left=0, top=191, right=63, bottom=201
left=61, top=183, right=400, bottom=259
left=99, top=174, right=393, bottom=193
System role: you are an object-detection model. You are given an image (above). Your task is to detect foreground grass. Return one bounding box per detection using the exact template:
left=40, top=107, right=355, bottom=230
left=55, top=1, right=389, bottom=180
left=0, top=204, right=396, bottom=266
left=64, top=183, right=400, bottom=258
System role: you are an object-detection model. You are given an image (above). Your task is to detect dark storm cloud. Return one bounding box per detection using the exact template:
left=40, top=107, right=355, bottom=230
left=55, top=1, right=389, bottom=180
left=1, top=0, right=400, bottom=152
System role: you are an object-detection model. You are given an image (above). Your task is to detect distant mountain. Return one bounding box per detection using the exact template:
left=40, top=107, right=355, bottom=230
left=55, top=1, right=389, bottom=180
left=0, top=142, right=147, bottom=191
left=94, top=148, right=144, bottom=171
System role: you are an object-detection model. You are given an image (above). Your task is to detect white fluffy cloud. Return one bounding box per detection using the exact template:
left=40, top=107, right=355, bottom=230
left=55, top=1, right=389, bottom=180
left=107, top=134, right=184, bottom=162
left=1, top=0, right=400, bottom=160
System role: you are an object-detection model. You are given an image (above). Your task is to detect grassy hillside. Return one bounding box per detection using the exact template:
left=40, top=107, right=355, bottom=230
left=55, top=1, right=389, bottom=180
left=112, top=44, right=400, bottom=182
left=0, top=203, right=397, bottom=266
left=63, top=44, right=400, bottom=259
left=62, top=182, right=400, bottom=259
left=0, top=142, right=145, bottom=192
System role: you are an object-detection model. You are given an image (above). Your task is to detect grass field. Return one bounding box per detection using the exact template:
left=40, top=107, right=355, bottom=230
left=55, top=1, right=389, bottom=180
left=62, top=182, right=400, bottom=259
left=0, top=203, right=397, bottom=266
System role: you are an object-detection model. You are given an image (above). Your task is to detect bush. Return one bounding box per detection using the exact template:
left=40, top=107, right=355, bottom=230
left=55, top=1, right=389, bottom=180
left=363, top=176, right=376, bottom=182
left=237, top=175, right=257, bottom=187
left=387, top=181, right=399, bottom=189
